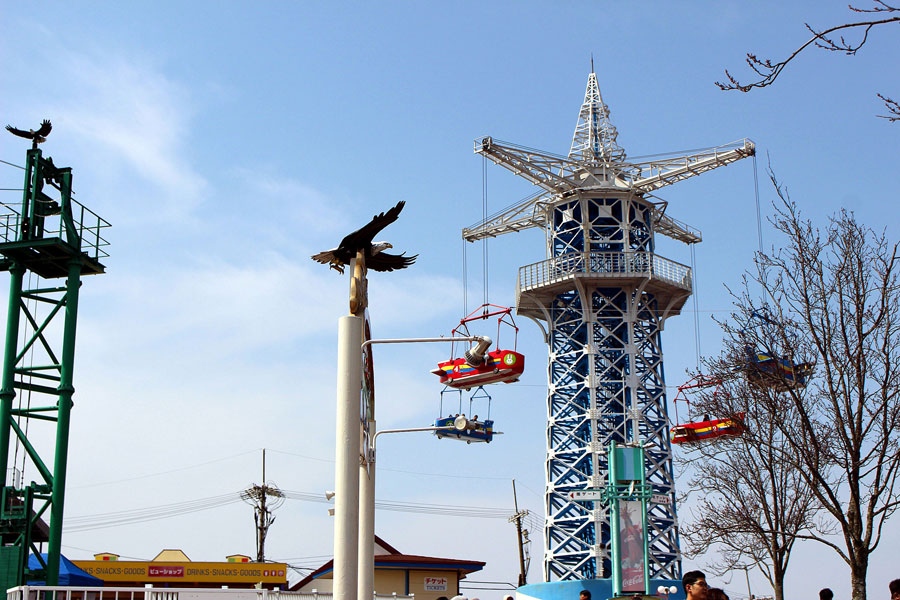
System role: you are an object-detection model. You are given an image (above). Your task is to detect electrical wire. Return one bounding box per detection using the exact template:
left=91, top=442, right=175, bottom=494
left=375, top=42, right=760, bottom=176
left=69, top=450, right=263, bottom=489
left=64, top=493, right=244, bottom=532
left=63, top=489, right=540, bottom=533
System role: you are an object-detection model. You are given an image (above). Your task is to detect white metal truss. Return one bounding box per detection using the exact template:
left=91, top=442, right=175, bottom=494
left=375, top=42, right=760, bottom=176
left=465, top=134, right=753, bottom=245
left=569, top=72, right=626, bottom=164
left=472, top=72, right=754, bottom=584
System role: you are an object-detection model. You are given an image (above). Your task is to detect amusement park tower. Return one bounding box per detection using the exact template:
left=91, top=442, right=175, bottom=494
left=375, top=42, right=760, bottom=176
left=466, top=71, right=753, bottom=587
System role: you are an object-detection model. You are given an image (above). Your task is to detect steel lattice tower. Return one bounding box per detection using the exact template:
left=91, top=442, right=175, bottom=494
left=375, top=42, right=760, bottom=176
left=0, top=146, right=108, bottom=589
left=465, top=71, right=754, bottom=583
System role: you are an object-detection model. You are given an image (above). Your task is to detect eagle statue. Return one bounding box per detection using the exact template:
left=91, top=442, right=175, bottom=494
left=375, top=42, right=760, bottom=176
left=6, top=119, right=52, bottom=149
left=312, top=200, right=417, bottom=274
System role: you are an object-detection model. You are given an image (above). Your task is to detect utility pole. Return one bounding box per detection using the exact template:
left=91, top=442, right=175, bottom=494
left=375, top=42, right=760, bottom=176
left=742, top=564, right=754, bottom=600
left=509, top=479, right=530, bottom=587
left=241, top=449, right=284, bottom=562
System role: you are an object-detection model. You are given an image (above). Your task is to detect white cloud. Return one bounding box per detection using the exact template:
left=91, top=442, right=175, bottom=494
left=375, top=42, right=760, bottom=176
left=1, top=30, right=209, bottom=226
left=58, top=53, right=208, bottom=222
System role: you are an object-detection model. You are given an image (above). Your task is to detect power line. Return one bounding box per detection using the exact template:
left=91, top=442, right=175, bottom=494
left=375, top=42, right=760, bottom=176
left=63, top=489, right=541, bottom=533
left=64, top=493, right=243, bottom=532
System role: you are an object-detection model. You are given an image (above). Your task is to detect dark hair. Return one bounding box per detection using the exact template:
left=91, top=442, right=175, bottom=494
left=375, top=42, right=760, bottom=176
left=708, top=588, right=729, bottom=600
left=580, top=591, right=592, bottom=600
left=683, top=570, right=706, bottom=593
left=889, top=580, right=900, bottom=594
left=820, top=589, right=834, bottom=600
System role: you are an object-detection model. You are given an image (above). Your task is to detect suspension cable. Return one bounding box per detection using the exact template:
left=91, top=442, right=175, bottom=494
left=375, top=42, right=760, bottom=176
left=753, top=152, right=763, bottom=255
left=690, top=244, right=701, bottom=369
left=481, top=155, right=490, bottom=307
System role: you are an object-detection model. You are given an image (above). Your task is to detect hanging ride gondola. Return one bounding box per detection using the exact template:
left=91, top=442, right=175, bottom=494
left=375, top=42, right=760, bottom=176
left=742, top=310, right=814, bottom=391
left=431, top=304, right=525, bottom=390
left=434, top=386, right=496, bottom=443
left=670, top=374, right=747, bottom=445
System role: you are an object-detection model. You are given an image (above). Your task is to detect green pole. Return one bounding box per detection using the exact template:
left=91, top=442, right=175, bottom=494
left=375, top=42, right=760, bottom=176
left=45, top=223, right=84, bottom=587
left=43, top=265, right=81, bottom=586
left=0, top=262, right=25, bottom=483
left=609, top=442, right=622, bottom=596
left=0, top=146, right=34, bottom=475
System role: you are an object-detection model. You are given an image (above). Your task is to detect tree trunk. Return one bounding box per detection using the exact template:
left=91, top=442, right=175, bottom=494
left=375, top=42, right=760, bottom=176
left=849, top=551, right=868, bottom=600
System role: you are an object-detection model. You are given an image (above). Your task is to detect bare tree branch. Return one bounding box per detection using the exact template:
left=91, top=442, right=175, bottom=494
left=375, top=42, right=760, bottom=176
left=876, top=93, right=900, bottom=121
left=717, top=2, right=900, bottom=120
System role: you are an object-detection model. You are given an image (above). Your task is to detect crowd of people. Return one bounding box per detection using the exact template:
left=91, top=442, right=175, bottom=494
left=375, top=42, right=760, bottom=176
left=682, top=570, right=900, bottom=600
left=437, top=574, right=900, bottom=600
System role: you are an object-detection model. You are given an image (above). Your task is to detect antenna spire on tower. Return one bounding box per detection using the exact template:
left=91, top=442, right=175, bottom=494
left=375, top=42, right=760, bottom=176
left=569, top=72, right=626, bottom=164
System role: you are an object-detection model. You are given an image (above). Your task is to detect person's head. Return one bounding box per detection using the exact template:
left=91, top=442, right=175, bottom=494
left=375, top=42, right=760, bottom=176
left=580, top=590, right=592, bottom=600
left=682, top=570, right=708, bottom=600
left=820, top=589, right=834, bottom=600
left=890, top=579, right=900, bottom=600
left=708, top=588, right=729, bottom=600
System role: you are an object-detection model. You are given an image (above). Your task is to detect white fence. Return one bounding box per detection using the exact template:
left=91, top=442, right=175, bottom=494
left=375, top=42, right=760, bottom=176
left=7, top=586, right=413, bottom=600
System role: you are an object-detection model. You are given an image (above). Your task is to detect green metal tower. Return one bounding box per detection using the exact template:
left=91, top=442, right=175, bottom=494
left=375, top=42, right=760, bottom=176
left=0, top=145, right=108, bottom=589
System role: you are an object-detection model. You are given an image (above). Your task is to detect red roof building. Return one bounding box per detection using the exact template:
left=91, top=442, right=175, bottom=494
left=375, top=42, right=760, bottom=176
left=291, top=536, right=484, bottom=600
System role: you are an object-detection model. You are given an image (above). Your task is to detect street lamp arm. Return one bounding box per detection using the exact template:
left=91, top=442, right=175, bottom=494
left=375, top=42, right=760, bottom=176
left=368, top=425, right=456, bottom=461
left=361, top=335, right=489, bottom=350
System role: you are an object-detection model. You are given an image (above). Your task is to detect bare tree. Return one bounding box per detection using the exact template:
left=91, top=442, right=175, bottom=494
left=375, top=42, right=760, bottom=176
left=717, top=1, right=900, bottom=121
left=682, top=177, right=900, bottom=600
left=676, top=353, right=827, bottom=600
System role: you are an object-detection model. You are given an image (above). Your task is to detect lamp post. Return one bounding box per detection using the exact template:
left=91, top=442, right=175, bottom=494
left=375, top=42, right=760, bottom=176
left=741, top=564, right=754, bottom=600
left=333, top=332, right=489, bottom=600
left=334, top=315, right=363, bottom=600
left=360, top=421, right=464, bottom=598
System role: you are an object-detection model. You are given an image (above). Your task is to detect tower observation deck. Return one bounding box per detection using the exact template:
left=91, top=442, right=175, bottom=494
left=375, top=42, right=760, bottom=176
left=466, top=72, right=754, bottom=584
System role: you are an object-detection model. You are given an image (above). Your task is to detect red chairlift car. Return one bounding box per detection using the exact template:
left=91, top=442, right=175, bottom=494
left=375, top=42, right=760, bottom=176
left=432, top=304, right=525, bottom=390
left=670, top=375, right=747, bottom=445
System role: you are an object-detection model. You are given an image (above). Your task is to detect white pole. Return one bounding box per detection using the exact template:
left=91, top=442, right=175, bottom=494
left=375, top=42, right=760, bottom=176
left=334, top=315, right=362, bottom=600
left=350, top=335, right=484, bottom=600
left=358, top=422, right=375, bottom=600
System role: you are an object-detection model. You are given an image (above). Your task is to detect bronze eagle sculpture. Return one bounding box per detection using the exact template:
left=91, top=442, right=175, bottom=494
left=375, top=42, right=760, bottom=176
left=312, top=200, right=417, bottom=274
left=6, top=119, right=52, bottom=149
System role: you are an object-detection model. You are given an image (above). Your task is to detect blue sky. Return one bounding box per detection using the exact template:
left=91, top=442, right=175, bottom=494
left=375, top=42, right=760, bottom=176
left=2, top=1, right=899, bottom=597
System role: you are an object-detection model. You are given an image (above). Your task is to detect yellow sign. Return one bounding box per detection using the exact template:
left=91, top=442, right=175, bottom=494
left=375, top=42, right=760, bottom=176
left=72, top=561, right=288, bottom=584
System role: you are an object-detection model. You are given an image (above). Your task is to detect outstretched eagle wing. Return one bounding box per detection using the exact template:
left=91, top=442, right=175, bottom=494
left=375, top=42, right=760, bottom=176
left=367, top=251, right=418, bottom=272
left=36, top=120, right=52, bottom=138
left=337, top=200, right=405, bottom=255
left=311, top=249, right=345, bottom=274
left=5, top=125, right=33, bottom=139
